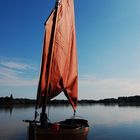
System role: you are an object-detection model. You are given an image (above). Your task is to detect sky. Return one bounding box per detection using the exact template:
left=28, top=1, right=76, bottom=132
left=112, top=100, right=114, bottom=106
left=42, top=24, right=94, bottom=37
left=0, top=0, right=140, bottom=100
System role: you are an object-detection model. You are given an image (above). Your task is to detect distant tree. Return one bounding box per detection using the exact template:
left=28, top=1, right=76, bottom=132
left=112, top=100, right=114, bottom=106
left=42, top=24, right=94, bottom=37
left=10, top=94, right=13, bottom=100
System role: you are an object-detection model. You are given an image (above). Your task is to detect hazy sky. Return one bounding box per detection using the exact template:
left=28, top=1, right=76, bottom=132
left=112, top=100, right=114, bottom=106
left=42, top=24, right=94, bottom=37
left=0, top=0, right=140, bottom=100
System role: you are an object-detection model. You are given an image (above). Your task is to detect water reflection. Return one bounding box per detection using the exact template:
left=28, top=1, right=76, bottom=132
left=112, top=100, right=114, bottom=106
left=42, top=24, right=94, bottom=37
left=0, top=105, right=13, bottom=116
left=0, top=104, right=140, bottom=140
left=0, top=104, right=35, bottom=116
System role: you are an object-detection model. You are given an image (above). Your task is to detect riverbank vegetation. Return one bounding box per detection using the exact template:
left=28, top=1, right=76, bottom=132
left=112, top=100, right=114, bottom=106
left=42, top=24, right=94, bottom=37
left=1, top=94, right=140, bottom=106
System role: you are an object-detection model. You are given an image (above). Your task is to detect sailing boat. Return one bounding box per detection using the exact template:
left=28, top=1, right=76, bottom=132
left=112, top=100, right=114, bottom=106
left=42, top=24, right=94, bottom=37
left=24, top=0, right=89, bottom=140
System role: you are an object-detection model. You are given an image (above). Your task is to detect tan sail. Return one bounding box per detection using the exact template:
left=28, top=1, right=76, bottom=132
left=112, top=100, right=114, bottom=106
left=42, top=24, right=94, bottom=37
left=37, top=0, right=78, bottom=111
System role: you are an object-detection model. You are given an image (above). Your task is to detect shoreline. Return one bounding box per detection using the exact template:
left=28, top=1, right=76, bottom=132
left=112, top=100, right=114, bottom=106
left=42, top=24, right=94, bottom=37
left=1, top=95, right=140, bottom=106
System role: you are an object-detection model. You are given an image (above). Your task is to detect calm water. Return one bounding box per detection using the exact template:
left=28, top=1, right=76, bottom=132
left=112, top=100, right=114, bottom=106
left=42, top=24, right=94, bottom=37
left=1, top=104, right=140, bottom=140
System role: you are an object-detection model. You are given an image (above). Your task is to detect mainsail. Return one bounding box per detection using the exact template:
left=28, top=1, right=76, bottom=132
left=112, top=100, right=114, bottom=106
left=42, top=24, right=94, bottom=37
left=37, top=0, right=78, bottom=111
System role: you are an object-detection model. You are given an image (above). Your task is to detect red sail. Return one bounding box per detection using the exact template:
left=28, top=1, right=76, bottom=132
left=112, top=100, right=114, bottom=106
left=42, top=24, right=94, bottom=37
left=37, top=0, right=78, bottom=111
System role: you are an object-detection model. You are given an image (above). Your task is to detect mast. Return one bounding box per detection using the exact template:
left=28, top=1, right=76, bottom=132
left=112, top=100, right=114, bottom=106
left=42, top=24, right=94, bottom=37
left=40, top=0, right=61, bottom=126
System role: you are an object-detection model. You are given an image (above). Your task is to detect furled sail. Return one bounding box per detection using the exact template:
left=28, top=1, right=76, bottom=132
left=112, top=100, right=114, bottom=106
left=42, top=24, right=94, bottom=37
left=37, top=0, right=78, bottom=111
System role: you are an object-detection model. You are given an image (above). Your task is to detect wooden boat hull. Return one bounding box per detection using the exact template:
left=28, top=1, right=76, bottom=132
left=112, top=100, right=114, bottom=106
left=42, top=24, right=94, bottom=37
left=28, top=119, right=89, bottom=140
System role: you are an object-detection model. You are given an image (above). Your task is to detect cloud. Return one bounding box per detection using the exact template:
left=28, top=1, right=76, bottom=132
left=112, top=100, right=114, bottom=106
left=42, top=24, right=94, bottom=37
left=1, top=58, right=140, bottom=99
left=1, top=61, right=29, bottom=70
left=0, top=75, right=38, bottom=87
left=79, top=75, right=140, bottom=99
left=0, top=59, right=38, bottom=87
left=0, top=60, right=34, bottom=70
